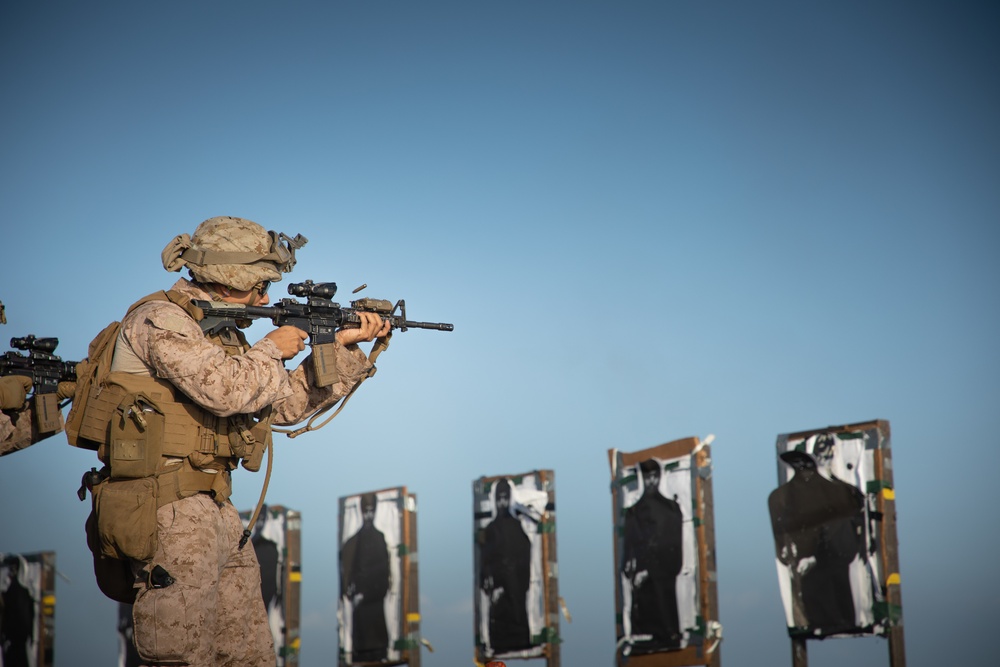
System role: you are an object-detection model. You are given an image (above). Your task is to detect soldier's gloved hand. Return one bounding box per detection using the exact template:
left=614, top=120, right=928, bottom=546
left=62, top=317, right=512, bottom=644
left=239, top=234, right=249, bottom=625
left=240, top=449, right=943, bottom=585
left=264, top=325, right=308, bottom=359
left=0, top=376, right=32, bottom=410
left=57, top=381, right=77, bottom=401
left=335, top=311, right=390, bottom=345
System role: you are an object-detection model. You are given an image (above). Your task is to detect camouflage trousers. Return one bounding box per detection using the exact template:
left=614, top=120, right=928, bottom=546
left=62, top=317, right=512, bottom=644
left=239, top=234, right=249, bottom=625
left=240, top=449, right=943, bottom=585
left=131, top=493, right=275, bottom=667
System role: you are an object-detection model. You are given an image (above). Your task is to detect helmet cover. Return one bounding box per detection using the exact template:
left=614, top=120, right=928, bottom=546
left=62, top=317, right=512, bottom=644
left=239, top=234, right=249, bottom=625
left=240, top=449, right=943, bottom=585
left=161, top=216, right=307, bottom=291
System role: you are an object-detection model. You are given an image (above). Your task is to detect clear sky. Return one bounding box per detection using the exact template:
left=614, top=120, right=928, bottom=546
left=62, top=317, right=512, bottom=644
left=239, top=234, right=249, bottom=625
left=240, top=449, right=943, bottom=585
left=1, top=1, right=997, bottom=666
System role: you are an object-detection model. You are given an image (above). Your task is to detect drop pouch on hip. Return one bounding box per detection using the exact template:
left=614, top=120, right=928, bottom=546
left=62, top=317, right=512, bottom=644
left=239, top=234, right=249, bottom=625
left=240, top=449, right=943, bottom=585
left=85, top=506, right=138, bottom=604
left=93, top=476, right=159, bottom=561
left=85, top=474, right=157, bottom=603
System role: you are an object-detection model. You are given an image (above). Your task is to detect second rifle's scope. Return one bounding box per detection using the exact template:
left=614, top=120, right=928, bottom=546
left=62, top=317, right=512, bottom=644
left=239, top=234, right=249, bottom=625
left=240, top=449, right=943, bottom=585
left=11, top=336, right=58, bottom=353
left=288, top=281, right=338, bottom=299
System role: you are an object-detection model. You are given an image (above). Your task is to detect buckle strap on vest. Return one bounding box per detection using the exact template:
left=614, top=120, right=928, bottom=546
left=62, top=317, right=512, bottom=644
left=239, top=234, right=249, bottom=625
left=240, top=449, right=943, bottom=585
left=155, top=463, right=232, bottom=507
left=197, top=410, right=223, bottom=456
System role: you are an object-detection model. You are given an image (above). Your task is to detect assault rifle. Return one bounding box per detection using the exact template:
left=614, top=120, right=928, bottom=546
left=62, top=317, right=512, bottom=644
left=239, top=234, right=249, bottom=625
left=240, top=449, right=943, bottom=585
left=191, top=280, right=454, bottom=387
left=1, top=335, right=79, bottom=433
left=1, top=336, right=78, bottom=395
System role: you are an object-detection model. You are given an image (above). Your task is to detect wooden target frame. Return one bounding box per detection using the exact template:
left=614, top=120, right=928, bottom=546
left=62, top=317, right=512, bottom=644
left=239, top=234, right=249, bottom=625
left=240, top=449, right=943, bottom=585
left=473, top=470, right=560, bottom=667
left=609, top=437, right=721, bottom=667
left=773, top=420, right=905, bottom=667
left=338, top=487, right=421, bottom=667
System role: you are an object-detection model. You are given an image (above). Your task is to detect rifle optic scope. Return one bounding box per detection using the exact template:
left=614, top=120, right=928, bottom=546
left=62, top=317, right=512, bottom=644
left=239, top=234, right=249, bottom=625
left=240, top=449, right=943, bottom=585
left=10, top=336, right=58, bottom=353
left=288, top=281, right=338, bottom=299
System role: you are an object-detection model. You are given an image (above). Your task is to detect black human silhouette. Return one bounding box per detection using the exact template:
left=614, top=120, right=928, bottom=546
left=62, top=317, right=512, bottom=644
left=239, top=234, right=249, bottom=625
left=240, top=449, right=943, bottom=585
left=1, top=557, right=35, bottom=667
left=251, top=508, right=281, bottom=619
left=620, top=459, right=684, bottom=653
left=479, top=479, right=532, bottom=655
left=118, top=603, right=141, bottom=667
left=340, top=493, right=390, bottom=662
left=768, top=443, right=866, bottom=635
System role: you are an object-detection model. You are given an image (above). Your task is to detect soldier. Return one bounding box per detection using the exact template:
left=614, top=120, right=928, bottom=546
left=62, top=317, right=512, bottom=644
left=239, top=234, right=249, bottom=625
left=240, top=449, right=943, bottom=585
left=79, top=216, right=388, bottom=667
left=0, top=376, right=74, bottom=457
left=1, top=301, right=75, bottom=456
left=0, top=376, right=33, bottom=454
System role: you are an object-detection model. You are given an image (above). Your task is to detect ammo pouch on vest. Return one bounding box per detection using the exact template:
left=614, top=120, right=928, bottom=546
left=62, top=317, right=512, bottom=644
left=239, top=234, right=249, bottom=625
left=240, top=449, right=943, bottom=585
left=90, top=373, right=255, bottom=487
left=227, top=411, right=271, bottom=472
left=109, top=392, right=164, bottom=479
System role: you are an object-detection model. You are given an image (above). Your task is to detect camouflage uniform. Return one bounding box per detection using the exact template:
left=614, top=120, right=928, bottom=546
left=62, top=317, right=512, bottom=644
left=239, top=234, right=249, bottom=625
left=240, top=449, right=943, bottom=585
left=0, top=411, right=29, bottom=455
left=0, top=376, right=66, bottom=456
left=121, top=277, right=371, bottom=667
left=116, top=278, right=369, bottom=422
left=0, top=409, right=35, bottom=456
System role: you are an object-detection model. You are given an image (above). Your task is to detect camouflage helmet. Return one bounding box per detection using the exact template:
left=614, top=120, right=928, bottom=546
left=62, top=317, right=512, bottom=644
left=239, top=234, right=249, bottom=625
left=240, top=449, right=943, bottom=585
left=161, top=216, right=307, bottom=291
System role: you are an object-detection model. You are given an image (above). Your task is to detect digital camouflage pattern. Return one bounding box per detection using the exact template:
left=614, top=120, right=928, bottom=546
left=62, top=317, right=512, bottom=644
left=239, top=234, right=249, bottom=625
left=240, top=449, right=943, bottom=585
left=118, top=279, right=372, bottom=422
left=118, top=277, right=372, bottom=665
left=162, top=216, right=284, bottom=291
left=0, top=406, right=62, bottom=457
left=132, top=494, right=274, bottom=666
left=0, top=410, right=32, bottom=455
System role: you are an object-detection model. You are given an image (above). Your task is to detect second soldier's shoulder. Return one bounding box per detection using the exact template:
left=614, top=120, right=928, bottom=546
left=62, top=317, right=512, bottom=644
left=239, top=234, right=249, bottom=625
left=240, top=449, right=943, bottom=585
left=124, top=296, right=182, bottom=321
left=123, top=291, right=197, bottom=336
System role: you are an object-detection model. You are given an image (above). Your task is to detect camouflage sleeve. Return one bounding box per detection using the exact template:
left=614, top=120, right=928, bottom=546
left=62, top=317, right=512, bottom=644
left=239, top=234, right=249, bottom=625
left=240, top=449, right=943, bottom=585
left=123, top=301, right=295, bottom=418
left=271, top=343, right=372, bottom=425
left=0, top=411, right=14, bottom=446
left=124, top=301, right=374, bottom=421
left=0, top=408, right=55, bottom=457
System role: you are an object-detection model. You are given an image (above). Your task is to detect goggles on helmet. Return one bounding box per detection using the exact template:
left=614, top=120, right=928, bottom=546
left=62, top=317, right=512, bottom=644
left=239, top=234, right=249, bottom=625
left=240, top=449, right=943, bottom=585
left=265, top=232, right=308, bottom=272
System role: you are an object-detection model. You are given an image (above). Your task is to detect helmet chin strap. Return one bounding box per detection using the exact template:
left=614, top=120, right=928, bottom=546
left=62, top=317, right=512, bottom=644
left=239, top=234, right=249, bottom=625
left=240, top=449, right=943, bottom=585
left=193, top=281, right=231, bottom=302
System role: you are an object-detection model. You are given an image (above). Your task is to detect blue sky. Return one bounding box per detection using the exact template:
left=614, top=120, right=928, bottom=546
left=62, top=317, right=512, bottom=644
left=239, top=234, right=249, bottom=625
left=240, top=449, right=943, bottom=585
left=1, top=1, right=997, bottom=665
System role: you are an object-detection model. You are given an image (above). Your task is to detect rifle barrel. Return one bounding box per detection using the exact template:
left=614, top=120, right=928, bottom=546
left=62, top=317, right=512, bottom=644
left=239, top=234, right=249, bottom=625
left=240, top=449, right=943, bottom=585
left=397, top=320, right=454, bottom=331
